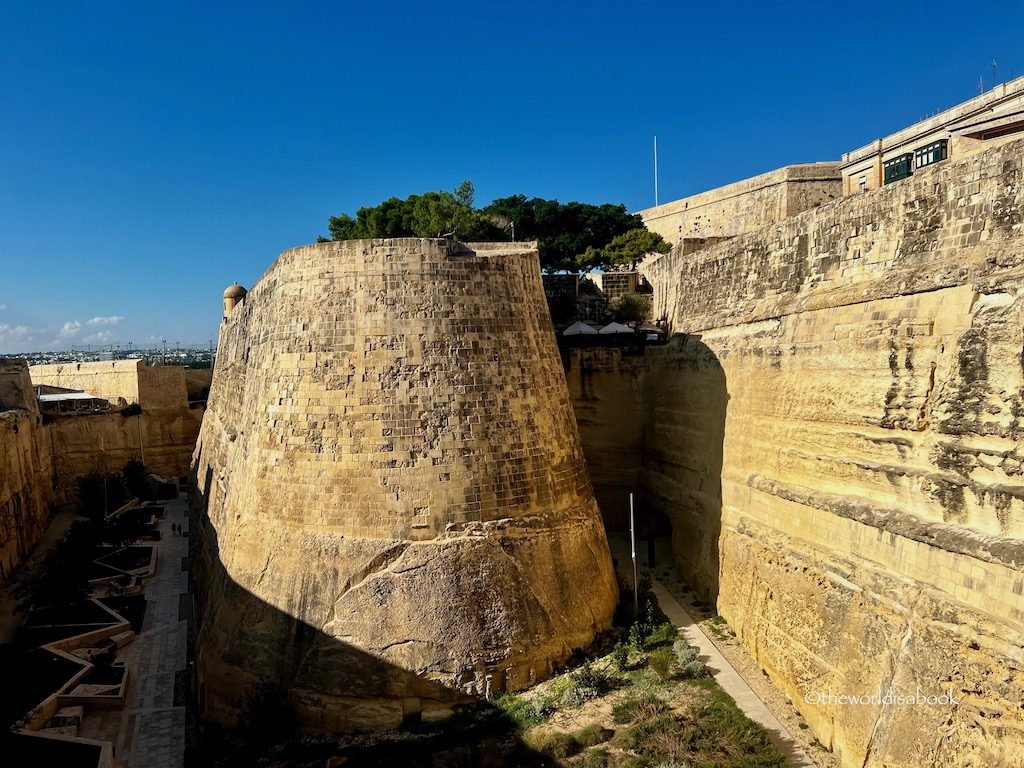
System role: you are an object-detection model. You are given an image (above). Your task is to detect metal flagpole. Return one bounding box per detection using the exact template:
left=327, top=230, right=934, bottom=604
left=653, top=136, right=659, bottom=207
left=630, top=492, right=638, bottom=614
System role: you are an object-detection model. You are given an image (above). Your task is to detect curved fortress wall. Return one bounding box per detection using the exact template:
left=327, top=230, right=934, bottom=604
left=192, top=238, right=617, bottom=731
left=642, top=138, right=1024, bottom=768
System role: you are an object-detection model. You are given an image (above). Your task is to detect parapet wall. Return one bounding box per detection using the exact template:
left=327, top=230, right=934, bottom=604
left=637, top=163, right=841, bottom=243
left=192, top=238, right=618, bottom=731
left=641, top=138, right=1024, bottom=768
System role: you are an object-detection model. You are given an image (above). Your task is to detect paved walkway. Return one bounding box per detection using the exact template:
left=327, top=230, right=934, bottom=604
left=609, top=536, right=815, bottom=768
left=80, top=495, right=189, bottom=768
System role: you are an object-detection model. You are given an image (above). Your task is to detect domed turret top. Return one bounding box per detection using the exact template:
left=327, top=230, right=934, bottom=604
left=223, top=283, right=248, bottom=299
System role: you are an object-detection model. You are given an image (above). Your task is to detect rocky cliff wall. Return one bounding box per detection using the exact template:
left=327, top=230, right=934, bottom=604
left=46, top=408, right=202, bottom=499
left=639, top=138, right=1024, bottom=767
left=0, top=360, right=53, bottom=581
left=192, top=238, right=618, bottom=732
left=563, top=349, right=647, bottom=532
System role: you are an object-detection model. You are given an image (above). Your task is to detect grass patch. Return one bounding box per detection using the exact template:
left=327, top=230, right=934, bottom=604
left=572, top=724, right=613, bottom=748
left=578, top=747, right=610, bottom=767
left=643, top=622, right=678, bottom=649
left=608, top=676, right=786, bottom=767
left=494, top=694, right=549, bottom=730
left=523, top=729, right=580, bottom=759
left=611, top=693, right=670, bottom=725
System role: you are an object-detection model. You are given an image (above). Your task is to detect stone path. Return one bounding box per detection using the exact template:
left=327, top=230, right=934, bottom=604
left=609, top=536, right=816, bottom=768
left=80, top=495, right=189, bottom=768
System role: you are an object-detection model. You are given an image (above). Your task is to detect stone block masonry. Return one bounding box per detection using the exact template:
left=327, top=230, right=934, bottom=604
left=191, top=238, right=618, bottom=732
left=0, top=361, right=53, bottom=581
left=639, top=137, right=1024, bottom=768
left=637, top=162, right=841, bottom=244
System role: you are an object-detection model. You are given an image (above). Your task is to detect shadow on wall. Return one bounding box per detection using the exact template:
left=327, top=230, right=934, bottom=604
left=187, top=472, right=549, bottom=767
left=638, top=333, right=728, bottom=605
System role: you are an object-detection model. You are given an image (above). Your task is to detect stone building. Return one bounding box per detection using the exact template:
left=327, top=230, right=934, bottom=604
left=30, top=360, right=189, bottom=411
left=840, top=75, right=1024, bottom=194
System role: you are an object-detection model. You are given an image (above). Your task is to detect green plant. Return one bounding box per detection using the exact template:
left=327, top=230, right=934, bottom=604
left=560, top=661, right=610, bottom=707
left=15, top=520, right=99, bottom=610
left=612, top=693, right=669, bottom=725
left=673, top=638, right=698, bottom=666
left=644, top=622, right=678, bottom=649
left=578, top=747, right=610, bottom=768
left=648, top=647, right=675, bottom=680
left=627, top=623, right=644, bottom=649
left=612, top=640, right=630, bottom=670
left=679, top=660, right=709, bottom=680
left=611, top=293, right=652, bottom=325
left=524, top=729, right=580, bottom=759
left=495, top=694, right=548, bottom=730
left=573, top=723, right=614, bottom=748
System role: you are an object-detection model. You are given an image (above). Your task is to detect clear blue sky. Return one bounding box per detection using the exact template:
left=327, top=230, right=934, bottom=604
left=1, top=1, right=1021, bottom=352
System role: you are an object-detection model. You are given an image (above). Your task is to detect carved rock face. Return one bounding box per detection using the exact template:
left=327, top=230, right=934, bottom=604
left=192, top=239, right=617, bottom=732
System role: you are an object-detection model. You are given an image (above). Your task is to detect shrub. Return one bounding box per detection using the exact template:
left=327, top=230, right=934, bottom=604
left=524, top=729, right=580, bottom=759
left=679, top=660, right=709, bottom=680
left=612, top=693, right=669, bottom=725
left=612, top=640, right=630, bottom=670
left=644, top=622, right=678, bottom=648
left=627, top=623, right=644, bottom=650
left=648, top=647, right=675, bottom=679
left=561, top=662, right=610, bottom=708
left=673, top=639, right=698, bottom=666
left=495, top=694, right=547, bottom=730
left=573, top=724, right=614, bottom=748
left=612, top=294, right=651, bottom=325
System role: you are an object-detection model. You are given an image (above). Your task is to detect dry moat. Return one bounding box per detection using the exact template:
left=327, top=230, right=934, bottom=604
left=2, top=78, right=1024, bottom=768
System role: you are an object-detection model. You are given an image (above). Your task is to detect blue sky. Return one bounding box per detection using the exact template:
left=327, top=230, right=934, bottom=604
left=1, top=1, right=1021, bottom=352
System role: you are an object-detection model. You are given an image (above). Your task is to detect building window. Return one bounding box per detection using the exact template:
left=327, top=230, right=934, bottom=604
left=914, top=139, right=948, bottom=169
left=883, top=154, right=914, bottom=184
left=858, top=176, right=867, bottom=192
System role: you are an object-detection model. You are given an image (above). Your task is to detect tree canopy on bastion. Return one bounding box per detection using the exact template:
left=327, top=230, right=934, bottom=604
left=321, top=181, right=669, bottom=273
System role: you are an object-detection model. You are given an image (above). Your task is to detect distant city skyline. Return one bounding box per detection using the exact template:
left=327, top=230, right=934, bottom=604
left=2, top=1, right=1023, bottom=353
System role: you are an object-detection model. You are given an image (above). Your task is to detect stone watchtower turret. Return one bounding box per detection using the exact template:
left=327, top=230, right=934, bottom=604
left=222, top=283, right=247, bottom=320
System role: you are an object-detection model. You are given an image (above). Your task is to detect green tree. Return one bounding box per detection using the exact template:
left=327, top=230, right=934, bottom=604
left=604, top=227, right=671, bottom=268
left=612, top=294, right=651, bottom=326
left=323, top=186, right=664, bottom=271
left=578, top=228, right=671, bottom=271
left=325, top=181, right=502, bottom=242
left=482, top=196, right=643, bottom=272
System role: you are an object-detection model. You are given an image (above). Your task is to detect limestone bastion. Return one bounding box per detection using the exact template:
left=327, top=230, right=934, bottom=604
left=191, top=238, right=619, bottom=732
